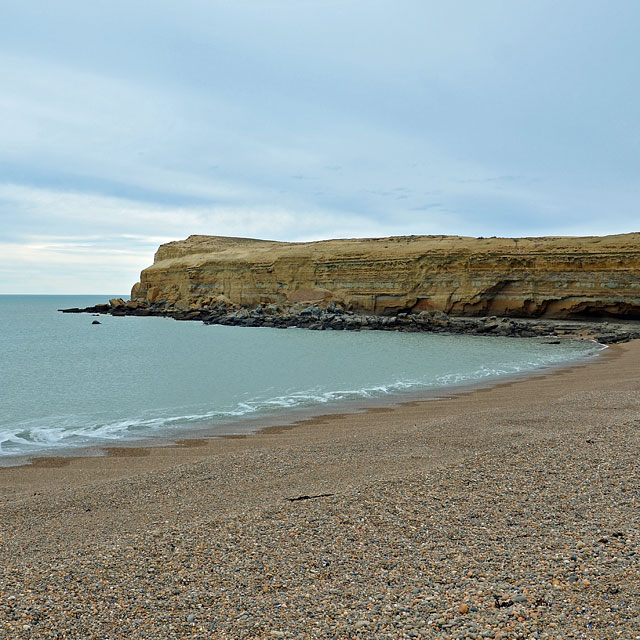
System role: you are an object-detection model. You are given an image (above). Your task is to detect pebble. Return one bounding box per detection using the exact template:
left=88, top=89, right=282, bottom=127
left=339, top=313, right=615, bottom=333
left=1, top=352, right=639, bottom=638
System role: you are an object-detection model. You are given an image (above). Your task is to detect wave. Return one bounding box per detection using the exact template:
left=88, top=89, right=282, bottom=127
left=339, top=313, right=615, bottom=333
left=0, top=342, right=603, bottom=460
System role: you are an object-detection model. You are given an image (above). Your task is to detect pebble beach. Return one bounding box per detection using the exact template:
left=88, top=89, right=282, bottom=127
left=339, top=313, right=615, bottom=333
left=1, top=341, right=639, bottom=639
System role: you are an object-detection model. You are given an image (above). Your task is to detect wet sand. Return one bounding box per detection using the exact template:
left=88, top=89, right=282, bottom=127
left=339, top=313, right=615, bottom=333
left=1, top=341, right=639, bottom=638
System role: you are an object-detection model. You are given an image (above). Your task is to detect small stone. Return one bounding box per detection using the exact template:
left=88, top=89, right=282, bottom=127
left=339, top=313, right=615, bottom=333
left=355, top=620, right=368, bottom=628
left=459, top=603, right=469, bottom=614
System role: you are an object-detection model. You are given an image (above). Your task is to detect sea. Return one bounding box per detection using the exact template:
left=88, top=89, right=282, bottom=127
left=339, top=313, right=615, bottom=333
left=0, top=295, right=605, bottom=464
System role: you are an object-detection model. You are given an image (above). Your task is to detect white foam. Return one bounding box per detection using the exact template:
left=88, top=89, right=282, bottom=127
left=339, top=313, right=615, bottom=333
left=0, top=338, right=604, bottom=459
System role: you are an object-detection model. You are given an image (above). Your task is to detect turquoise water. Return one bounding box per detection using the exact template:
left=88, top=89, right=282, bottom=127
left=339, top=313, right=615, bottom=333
left=0, top=295, right=603, bottom=461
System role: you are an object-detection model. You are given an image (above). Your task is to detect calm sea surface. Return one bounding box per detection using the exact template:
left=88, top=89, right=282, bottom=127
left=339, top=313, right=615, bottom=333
left=0, top=295, right=603, bottom=461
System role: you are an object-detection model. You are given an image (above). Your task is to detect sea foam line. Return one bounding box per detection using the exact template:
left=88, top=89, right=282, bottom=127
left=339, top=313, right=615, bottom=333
left=0, top=345, right=603, bottom=458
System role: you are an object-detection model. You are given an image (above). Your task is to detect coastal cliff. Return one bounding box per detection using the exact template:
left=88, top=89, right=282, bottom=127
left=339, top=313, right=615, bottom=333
left=130, top=233, right=640, bottom=319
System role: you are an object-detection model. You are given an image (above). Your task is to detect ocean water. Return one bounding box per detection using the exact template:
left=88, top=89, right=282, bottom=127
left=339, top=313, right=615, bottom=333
left=0, top=295, right=603, bottom=462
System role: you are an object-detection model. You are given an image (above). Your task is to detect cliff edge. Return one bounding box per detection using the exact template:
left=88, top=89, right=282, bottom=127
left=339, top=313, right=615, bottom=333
left=129, top=233, right=640, bottom=320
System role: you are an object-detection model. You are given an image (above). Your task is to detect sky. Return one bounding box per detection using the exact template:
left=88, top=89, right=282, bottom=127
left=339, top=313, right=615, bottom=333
left=1, top=1, right=639, bottom=294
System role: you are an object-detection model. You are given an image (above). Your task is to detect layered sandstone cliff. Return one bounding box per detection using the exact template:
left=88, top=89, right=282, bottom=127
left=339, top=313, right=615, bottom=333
left=130, top=233, right=640, bottom=319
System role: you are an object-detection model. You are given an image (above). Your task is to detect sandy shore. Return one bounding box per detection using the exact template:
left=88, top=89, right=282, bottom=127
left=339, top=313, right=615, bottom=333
left=1, top=342, right=639, bottom=638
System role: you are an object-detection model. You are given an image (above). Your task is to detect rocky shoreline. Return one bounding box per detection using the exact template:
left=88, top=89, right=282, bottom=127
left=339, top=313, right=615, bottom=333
left=61, top=298, right=640, bottom=344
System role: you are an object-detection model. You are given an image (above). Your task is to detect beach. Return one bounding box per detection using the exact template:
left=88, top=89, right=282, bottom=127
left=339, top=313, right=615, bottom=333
left=1, top=341, right=639, bottom=639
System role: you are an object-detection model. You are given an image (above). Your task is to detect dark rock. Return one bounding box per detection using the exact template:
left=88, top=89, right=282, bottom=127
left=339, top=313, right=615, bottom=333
left=60, top=303, right=111, bottom=314
left=345, top=316, right=365, bottom=329
left=299, top=305, right=322, bottom=318
left=57, top=298, right=640, bottom=343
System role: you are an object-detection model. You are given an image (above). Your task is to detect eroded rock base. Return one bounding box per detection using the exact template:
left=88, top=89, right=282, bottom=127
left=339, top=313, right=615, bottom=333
left=61, top=299, right=640, bottom=344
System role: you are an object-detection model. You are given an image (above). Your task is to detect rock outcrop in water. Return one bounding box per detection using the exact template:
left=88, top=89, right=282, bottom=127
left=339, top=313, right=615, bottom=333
left=131, top=233, right=640, bottom=319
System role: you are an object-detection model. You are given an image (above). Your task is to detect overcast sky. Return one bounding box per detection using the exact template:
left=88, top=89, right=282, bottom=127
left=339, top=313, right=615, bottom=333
left=2, top=1, right=639, bottom=293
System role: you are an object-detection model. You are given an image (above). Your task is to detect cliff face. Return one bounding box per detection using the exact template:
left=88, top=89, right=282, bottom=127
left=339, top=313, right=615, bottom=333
left=130, top=233, right=640, bottom=319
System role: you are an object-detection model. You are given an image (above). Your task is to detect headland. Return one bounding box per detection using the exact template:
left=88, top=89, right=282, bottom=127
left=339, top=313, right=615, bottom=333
left=62, top=232, right=640, bottom=343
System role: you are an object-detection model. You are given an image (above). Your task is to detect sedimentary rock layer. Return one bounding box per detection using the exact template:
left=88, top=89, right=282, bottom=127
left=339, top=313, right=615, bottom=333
left=129, top=233, right=640, bottom=319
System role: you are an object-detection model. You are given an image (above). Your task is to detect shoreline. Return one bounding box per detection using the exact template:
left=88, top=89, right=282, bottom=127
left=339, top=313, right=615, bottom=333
left=0, top=337, right=623, bottom=490
left=61, top=300, right=640, bottom=344
left=0, top=337, right=608, bottom=470
left=1, top=340, right=638, bottom=637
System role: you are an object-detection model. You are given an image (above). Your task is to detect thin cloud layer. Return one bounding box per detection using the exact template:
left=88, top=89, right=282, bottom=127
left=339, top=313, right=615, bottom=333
left=1, top=1, right=639, bottom=292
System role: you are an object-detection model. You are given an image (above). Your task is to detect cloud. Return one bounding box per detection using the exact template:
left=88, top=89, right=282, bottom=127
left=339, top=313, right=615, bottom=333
left=0, top=183, right=390, bottom=239
left=1, top=184, right=459, bottom=292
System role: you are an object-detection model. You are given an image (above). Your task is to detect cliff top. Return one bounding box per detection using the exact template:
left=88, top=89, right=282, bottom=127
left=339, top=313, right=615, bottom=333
left=153, top=232, right=640, bottom=266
